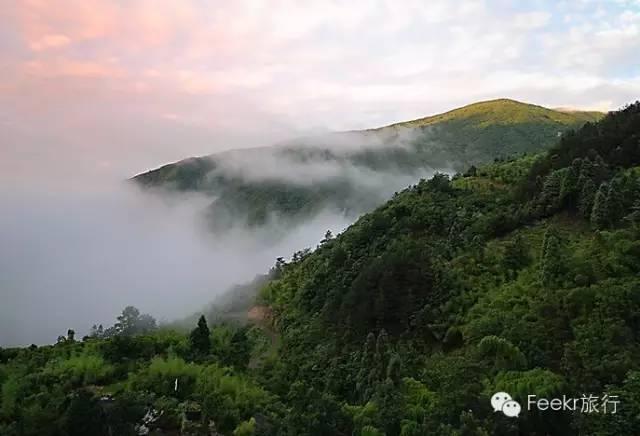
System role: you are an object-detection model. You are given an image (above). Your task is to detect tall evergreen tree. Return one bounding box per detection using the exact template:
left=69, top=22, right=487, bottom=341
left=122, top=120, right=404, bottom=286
left=560, top=158, right=581, bottom=209
left=540, top=227, right=562, bottom=286
left=591, top=182, right=609, bottom=230
left=356, top=332, right=377, bottom=402
left=626, top=199, right=640, bottom=226
left=592, top=153, right=610, bottom=183
left=541, top=170, right=563, bottom=212
left=375, top=329, right=389, bottom=369
left=579, top=178, right=597, bottom=219
left=577, top=157, right=594, bottom=188
left=386, top=354, right=402, bottom=386
left=605, top=178, right=625, bottom=226
left=189, top=315, right=211, bottom=355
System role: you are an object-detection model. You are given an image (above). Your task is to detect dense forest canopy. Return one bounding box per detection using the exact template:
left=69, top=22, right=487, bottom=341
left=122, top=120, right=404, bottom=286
left=2, top=102, right=640, bottom=435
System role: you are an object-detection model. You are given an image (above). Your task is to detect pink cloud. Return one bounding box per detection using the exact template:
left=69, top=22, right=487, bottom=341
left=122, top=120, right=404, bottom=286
left=29, top=34, right=72, bottom=51
left=9, top=0, right=204, bottom=54
left=23, top=59, right=124, bottom=79
left=11, top=0, right=120, bottom=46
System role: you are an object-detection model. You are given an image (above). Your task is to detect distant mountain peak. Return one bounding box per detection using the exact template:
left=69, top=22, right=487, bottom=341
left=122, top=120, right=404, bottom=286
left=378, top=98, right=604, bottom=130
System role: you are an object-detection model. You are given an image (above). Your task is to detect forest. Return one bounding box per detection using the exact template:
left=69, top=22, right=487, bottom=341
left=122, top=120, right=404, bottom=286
left=2, top=102, right=640, bottom=435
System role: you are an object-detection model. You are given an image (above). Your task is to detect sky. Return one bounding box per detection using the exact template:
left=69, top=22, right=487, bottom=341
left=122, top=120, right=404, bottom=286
left=1, top=0, right=639, bottom=185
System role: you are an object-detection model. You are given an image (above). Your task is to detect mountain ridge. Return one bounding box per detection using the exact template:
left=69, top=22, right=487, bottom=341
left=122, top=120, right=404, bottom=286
left=132, top=98, right=605, bottom=230
left=372, top=98, right=603, bottom=131
left=136, top=99, right=604, bottom=171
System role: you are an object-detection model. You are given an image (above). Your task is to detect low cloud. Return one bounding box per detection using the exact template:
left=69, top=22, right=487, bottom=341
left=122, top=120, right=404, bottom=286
left=206, top=128, right=441, bottom=189
left=0, top=183, right=351, bottom=346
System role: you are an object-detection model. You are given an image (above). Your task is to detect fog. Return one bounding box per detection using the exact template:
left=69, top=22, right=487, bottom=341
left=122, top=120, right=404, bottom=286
left=192, top=128, right=450, bottom=218
left=0, top=125, right=450, bottom=348
left=208, top=128, right=438, bottom=188
left=0, top=183, right=352, bottom=346
left=210, top=148, right=440, bottom=191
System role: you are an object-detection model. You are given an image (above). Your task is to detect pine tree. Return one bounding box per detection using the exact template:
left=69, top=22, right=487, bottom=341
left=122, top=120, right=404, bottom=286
left=540, top=226, right=553, bottom=262
left=370, top=329, right=390, bottom=385
left=591, top=182, right=609, bottom=230
left=560, top=158, right=581, bottom=209
left=447, top=218, right=465, bottom=253
left=541, top=170, right=563, bottom=212
left=592, top=153, right=609, bottom=183
left=386, top=354, right=402, bottom=386
left=577, top=158, right=594, bottom=191
left=626, top=199, right=640, bottom=226
left=189, top=315, right=211, bottom=355
left=375, top=330, right=389, bottom=364
left=605, top=178, right=625, bottom=226
left=578, top=178, right=596, bottom=219
left=540, top=227, right=562, bottom=286
left=356, top=332, right=377, bottom=402
left=363, top=332, right=376, bottom=361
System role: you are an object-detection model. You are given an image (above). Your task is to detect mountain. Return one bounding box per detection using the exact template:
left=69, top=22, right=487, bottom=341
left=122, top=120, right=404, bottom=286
left=381, top=98, right=602, bottom=129
left=132, top=99, right=604, bottom=230
left=3, top=101, right=638, bottom=435
left=253, top=101, right=640, bottom=434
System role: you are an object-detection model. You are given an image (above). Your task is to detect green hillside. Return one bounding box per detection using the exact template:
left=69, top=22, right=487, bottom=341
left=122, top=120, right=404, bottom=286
left=133, top=99, right=604, bottom=229
left=379, top=99, right=604, bottom=167
left=2, top=102, right=638, bottom=435
left=253, top=101, right=640, bottom=435
left=381, top=98, right=602, bottom=128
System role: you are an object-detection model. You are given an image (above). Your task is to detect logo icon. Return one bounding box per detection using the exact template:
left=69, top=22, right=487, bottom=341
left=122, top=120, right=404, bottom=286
left=491, top=392, right=521, bottom=418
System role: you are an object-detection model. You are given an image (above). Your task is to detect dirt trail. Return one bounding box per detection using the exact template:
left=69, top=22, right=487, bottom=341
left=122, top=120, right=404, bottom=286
left=247, top=305, right=276, bottom=340
left=247, top=305, right=272, bottom=325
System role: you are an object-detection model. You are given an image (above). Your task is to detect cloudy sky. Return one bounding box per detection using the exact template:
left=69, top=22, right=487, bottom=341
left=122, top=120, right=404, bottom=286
left=1, top=0, right=639, bottom=185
